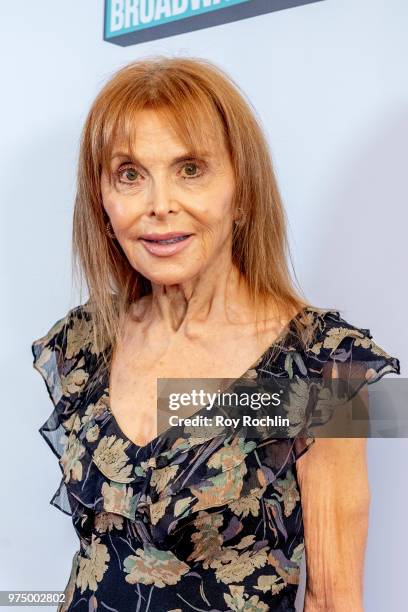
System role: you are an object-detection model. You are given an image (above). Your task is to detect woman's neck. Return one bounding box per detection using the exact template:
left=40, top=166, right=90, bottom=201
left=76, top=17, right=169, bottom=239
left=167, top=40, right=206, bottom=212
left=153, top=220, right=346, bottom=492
left=130, top=260, right=271, bottom=336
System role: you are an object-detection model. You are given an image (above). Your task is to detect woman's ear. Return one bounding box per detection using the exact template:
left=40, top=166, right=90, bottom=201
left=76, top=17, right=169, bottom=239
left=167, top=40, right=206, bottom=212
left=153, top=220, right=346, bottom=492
left=233, top=206, right=245, bottom=226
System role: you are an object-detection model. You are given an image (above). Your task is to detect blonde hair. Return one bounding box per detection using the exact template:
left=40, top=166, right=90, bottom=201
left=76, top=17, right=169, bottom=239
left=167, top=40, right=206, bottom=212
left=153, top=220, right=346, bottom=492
left=72, top=55, right=326, bottom=360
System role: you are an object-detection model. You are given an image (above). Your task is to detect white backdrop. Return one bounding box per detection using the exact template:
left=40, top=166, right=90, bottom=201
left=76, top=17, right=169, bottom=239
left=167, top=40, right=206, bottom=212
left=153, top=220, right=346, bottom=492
left=1, top=1, right=406, bottom=610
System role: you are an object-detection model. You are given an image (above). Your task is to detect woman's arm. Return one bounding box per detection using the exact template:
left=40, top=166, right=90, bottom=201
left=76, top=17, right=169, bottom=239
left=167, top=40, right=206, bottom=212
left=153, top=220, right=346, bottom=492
left=296, top=432, right=370, bottom=611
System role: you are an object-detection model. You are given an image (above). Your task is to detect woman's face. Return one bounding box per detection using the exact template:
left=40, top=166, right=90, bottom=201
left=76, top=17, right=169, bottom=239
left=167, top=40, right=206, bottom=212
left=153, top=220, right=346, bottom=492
left=100, top=109, right=236, bottom=286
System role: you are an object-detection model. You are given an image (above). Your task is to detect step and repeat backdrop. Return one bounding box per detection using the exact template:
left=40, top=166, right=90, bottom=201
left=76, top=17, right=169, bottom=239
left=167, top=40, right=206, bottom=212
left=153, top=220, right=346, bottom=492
left=1, top=1, right=406, bottom=610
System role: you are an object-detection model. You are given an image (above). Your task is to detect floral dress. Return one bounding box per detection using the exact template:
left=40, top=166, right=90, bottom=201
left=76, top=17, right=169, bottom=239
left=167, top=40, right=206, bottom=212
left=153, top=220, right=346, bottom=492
left=31, top=303, right=400, bottom=612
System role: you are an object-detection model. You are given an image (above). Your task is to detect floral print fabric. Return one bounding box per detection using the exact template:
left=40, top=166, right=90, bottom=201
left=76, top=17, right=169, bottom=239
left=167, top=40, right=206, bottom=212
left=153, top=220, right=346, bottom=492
left=31, top=303, right=400, bottom=611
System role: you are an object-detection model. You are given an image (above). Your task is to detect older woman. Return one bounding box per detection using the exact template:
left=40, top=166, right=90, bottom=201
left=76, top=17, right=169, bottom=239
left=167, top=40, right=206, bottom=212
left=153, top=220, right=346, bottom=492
left=31, top=57, right=400, bottom=612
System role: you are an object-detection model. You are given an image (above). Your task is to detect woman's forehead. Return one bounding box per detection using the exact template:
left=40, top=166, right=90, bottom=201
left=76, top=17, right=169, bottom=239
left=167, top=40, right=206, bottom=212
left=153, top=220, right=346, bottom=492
left=105, top=107, right=226, bottom=160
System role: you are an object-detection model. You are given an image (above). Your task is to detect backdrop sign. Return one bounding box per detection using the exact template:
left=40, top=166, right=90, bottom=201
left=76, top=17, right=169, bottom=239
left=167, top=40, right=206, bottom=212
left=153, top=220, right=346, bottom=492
left=104, top=0, right=324, bottom=45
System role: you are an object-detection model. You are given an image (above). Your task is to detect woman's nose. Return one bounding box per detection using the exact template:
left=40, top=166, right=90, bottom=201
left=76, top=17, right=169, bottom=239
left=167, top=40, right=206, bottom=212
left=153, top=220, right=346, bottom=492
left=148, top=176, right=177, bottom=218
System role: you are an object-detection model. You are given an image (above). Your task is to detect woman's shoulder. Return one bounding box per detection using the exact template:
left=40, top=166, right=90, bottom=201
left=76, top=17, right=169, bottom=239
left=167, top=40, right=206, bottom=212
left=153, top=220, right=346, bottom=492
left=31, top=299, right=93, bottom=357
left=31, top=300, right=97, bottom=415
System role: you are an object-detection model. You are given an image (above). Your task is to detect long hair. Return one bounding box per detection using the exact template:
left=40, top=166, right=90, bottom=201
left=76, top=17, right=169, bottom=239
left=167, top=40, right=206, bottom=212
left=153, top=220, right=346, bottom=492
left=72, top=55, right=330, bottom=361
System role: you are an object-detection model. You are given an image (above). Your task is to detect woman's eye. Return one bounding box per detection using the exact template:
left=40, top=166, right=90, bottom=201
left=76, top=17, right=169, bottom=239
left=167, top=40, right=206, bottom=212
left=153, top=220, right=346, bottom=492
left=116, top=166, right=140, bottom=184
left=180, top=162, right=202, bottom=179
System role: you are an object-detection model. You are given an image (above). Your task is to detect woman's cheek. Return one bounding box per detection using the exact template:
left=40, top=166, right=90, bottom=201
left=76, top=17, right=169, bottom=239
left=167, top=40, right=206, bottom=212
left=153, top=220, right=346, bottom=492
left=194, top=192, right=233, bottom=225
left=107, top=197, right=141, bottom=229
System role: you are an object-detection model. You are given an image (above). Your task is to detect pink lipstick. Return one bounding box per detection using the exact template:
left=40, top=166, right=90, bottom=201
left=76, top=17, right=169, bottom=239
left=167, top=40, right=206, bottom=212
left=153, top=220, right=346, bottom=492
left=139, top=231, right=194, bottom=257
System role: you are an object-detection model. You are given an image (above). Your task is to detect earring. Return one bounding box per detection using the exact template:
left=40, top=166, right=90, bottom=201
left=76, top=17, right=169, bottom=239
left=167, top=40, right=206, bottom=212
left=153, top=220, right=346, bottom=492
left=234, top=208, right=245, bottom=226
left=105, top=221, right=115, bottom=238
left=105, top=221, right=116, bottom=239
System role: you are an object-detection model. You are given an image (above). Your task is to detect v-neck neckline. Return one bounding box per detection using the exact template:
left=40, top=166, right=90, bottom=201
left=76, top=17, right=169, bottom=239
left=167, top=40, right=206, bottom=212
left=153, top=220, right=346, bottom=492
left=102, top=305, right=310, bottom=452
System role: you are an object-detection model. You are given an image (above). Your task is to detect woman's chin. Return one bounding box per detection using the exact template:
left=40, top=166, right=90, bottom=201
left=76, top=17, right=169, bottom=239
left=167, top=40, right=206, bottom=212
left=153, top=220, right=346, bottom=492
left=143, top=272, right=200, bottom=286
left=136, top=261, right=205, bottom=286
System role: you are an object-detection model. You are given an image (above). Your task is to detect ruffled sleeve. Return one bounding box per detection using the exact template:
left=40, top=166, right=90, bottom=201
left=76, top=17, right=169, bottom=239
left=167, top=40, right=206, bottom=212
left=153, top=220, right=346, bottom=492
left=31, top=303, right=93, bottom=515
left=304, top=310, right=401, bottom=432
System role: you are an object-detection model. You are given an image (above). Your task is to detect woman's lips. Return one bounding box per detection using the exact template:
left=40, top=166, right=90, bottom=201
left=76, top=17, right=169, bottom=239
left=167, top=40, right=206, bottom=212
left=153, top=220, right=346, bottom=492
left=139, top=234, right=194, bottom=257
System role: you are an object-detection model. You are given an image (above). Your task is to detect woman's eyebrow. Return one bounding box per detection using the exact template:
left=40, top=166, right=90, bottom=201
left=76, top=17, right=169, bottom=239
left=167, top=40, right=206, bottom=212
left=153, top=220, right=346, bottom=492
left=110, top=151, right=212, bottom=165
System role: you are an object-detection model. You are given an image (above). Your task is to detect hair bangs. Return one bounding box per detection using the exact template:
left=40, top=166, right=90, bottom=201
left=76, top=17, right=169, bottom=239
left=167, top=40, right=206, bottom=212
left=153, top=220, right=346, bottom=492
left=98, top=92, right=228, bottom=183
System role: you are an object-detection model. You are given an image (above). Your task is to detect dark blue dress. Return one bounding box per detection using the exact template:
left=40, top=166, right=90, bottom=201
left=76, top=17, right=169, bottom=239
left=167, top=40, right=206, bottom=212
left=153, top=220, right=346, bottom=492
left=31, top=303, right=400, bottom=611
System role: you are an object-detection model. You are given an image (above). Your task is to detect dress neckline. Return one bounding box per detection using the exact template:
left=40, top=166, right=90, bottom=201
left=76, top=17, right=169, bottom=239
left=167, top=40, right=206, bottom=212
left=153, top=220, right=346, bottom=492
left=101, top=305, right=310, bottom=452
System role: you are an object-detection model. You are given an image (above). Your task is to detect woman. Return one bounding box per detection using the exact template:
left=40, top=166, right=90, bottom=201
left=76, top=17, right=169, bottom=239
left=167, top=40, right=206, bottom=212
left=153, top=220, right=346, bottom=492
left=31, top=56, right=400, bottom=612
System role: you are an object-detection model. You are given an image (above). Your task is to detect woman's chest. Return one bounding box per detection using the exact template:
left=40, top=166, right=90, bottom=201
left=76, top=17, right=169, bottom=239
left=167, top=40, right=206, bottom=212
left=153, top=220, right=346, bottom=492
left=107, top=325, right=281, bottom=447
